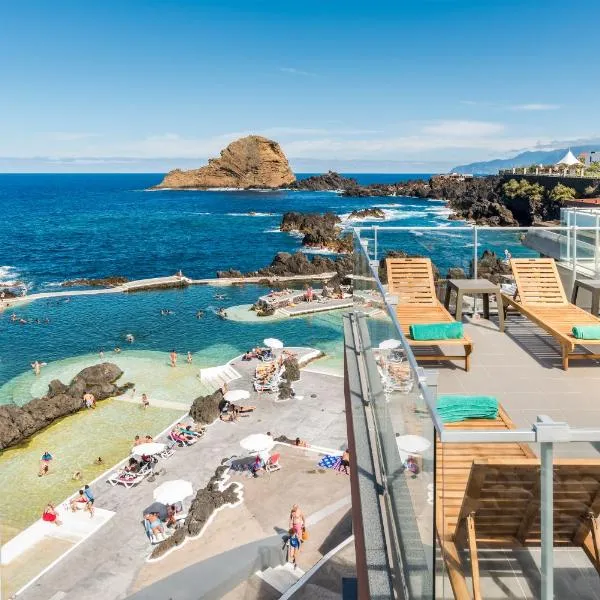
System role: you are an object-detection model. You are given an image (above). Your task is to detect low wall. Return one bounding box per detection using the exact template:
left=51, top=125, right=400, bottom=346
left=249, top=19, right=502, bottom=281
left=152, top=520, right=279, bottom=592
left=500, top=173, right=600, bottom=195
left=126, top=534, right=286, bottom=600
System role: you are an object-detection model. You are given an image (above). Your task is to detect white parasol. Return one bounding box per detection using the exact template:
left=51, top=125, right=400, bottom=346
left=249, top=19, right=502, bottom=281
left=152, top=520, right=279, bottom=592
left=379, top=339, right=402, bottom=350
left=240, top=433, right=275, bottom=453
left=153, top=479, right=194, bottom=505
left=263, top=338, right=283, bottom=349
left=224, top=389, right=250, bottom=402
left=132, top=442, right=165, bottom=456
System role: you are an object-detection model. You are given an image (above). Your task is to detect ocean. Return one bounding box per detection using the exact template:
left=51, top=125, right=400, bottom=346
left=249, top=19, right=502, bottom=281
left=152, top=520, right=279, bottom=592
left=0, top=173, right=441, bottom=292
left=0, top=172, right=533, bottom=389
left=0, top=173, right=535, bottom=545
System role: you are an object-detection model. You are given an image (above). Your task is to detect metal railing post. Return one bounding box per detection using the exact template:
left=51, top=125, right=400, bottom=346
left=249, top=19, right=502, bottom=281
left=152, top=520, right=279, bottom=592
left=473, top=227, right=478, bottom=279
left=595, top=216, right=600, bottom=276
left=571, top=226, right=578, bottom=293
left=373, top=226, right=378, bottom=262
left=566, top=211, right=571, bottom=261
left=540, top=441, right=554, bottom=600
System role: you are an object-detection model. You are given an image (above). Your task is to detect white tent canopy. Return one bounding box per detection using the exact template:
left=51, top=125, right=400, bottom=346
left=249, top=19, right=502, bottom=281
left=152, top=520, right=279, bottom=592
left=556, top=149, right=582, bottom=166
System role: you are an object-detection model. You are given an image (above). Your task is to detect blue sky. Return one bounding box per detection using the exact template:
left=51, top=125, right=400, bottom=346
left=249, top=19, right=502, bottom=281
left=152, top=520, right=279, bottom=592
left=1, top=0, right=598, bottom=172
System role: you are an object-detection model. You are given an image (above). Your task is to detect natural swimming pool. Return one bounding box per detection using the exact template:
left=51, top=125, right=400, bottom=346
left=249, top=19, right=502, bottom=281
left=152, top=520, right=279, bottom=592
left=0, top=285, right=345, bottom=540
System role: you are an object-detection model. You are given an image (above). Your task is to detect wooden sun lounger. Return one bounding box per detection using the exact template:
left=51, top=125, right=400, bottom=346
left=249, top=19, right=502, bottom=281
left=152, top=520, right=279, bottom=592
left=386, top=257, right=473, bottom=371
left=501, top=258, right=600, bottom=369
left=437, top=407, right=600, bottom=599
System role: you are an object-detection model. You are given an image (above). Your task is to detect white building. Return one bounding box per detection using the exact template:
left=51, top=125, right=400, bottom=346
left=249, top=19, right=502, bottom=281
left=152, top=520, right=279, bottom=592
left=586, top=150, right=600, bottom=166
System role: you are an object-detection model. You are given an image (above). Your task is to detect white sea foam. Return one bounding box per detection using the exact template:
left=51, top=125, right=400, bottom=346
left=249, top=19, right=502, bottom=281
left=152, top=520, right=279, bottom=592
left=425, top=207, right=453, bottom=216
left=411, top=231, right=425, bottom=237
left=264, top=228, right=283, bottom=233
left=340, top=208, right=427, bottom=223
left=300, top=247, right=340, bottom=255
left=205, top=187, right=245, bottom=192
left=226, top=212, right=277, bottom=217
left=0, top=265, right=22, bottom=286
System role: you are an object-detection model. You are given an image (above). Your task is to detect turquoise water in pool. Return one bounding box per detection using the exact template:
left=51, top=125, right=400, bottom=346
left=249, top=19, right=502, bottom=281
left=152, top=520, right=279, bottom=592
left=0, top=284, right=346, bottom=539
left=0, top=284, right=345, bottom=397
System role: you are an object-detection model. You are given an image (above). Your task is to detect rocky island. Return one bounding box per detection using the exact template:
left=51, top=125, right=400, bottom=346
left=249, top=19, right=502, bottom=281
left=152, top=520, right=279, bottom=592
left=0, top=363, right=133, bottom=450
left=151, top=135, right=296, bottom=190
left=280, top=211, right=353, bottom=253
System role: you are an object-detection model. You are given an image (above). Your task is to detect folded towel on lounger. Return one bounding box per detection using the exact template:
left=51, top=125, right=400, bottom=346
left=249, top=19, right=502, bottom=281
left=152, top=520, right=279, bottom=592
left=409, top=322, right=464, bottom=341
left=571, top=325, right=600, bottom=340
left=436, top=395, right=498, bottom=423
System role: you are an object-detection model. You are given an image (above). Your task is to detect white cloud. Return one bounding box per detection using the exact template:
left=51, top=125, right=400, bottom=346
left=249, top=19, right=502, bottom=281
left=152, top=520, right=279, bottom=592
left=2, top=122, right=595, bottom=166
left=278, top=67, right=316, bottom=77
left=511, top=103, right=561, bottom=111
left=422, top=120, right=505, bottom=137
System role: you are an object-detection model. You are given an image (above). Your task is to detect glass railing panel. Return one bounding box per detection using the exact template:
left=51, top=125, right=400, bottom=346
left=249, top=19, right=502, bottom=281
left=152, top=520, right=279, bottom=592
left=352, top=232, right=438, bottom=598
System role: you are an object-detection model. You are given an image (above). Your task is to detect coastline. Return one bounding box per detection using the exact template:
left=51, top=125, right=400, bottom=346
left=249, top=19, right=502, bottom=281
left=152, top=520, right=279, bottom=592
left=0, top=272, right=338, bottom=313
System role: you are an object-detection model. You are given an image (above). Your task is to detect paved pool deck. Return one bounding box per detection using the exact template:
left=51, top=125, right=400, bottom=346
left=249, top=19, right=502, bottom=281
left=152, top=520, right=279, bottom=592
left=13, top=349, right=347, bottom=600
left=411, top=310, right=600, bottom=599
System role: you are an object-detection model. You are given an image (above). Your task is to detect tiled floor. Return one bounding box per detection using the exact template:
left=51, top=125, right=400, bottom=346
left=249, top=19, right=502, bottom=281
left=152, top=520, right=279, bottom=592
left=431, top=312, right=600, bottom=598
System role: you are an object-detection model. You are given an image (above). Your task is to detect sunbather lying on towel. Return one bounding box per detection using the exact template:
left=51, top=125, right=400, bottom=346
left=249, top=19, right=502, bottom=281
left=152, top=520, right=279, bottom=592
left=220, top=401, right=256, bottom=422
left=144, top=512, right=165, bottom=538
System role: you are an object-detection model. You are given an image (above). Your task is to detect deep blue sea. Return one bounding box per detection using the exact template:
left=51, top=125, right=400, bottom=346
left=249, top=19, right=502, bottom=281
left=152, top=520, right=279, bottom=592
left=0, top=173, right=533, bottom=389
left=0, top=173, right=442, bottom=292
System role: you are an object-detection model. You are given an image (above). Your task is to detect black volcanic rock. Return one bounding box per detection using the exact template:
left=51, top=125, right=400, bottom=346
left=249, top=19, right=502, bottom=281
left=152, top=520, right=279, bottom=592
left=289, top=171, right=360, bottom=192
left=61, top=276, right=129, bottom=288
left=348, top=207, right=385, bottom=219
left=0, top=363, right=133, bottom=450
left=149, top=466, right=242, bottom=559
left=470, top=250, right=512, bottom=284
left=280, top=211, right=352, bottom=253
left=280, top=211, right=341, bottom=233
left=189, top=389, right=224, bottom=425
left=217, top=250, right=353, bottom=280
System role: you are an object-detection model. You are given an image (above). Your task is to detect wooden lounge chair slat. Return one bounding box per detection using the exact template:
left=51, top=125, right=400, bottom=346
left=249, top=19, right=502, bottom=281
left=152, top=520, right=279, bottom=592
left=437, top=404, right=600, bottom=598
left=386, top=257, right=472, bottom=370
left=502, top=258, right=600, bottom=369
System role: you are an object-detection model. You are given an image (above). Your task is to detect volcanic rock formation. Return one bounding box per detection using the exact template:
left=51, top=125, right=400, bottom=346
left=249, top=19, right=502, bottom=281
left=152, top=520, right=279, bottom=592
left=0, top=363, right=133, bottom=450
left=152, top=135, right=296, bottom=190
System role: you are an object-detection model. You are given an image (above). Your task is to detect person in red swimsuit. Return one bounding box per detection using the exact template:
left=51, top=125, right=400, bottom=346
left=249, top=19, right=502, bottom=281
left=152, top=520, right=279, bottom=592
left=42, top=503, right=62, bottom=526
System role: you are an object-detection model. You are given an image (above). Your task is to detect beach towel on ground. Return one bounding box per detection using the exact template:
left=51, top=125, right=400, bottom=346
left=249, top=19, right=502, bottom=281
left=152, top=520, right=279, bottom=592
left=409, top=322, right=464, bottom=341
left=572, top=325, right=600, bottom=340
left=318, top=455, right=341, bottom=470
left=436, top=395, right=498, bottom=423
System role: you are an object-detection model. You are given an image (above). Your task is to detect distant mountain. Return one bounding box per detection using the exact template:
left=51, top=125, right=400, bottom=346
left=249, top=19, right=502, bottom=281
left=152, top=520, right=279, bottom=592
left=452, top=145, right=600, bottom=175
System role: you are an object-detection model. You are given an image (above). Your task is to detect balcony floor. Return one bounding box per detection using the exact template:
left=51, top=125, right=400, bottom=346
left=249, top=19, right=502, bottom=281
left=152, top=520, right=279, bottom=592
left=429, top=312, right=600, bottom=599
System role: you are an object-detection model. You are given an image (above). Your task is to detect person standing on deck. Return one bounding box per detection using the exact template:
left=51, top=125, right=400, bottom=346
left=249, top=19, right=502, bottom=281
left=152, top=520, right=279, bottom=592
left=187, top=351, right=193, bottom=364
left=170, top=349, right=177, bottom=367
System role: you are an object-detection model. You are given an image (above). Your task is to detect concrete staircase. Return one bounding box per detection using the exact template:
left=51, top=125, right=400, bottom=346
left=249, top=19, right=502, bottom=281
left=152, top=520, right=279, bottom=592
left=256, top=562, right=305, bottom=594
left=199, top=364, right=241, bottom=391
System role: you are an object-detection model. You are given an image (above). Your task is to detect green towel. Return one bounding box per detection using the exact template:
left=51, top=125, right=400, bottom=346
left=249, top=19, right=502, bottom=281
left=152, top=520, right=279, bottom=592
left=572, top=325, right=600, bottom=340
left=409, top=322, right=463, bottom=341
left=436, top=395, right=498, bottom=423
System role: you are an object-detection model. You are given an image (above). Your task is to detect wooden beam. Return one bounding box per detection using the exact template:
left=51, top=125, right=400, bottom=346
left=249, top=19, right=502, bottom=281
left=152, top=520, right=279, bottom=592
left=573, top=483, right=600, bottom=545
left=467, top=513, right=482, bottom=600
left=591, top=514, right=600, bottom=567
left=516, top=479, right=541, bottom=544
left=581, top=513, right=600, bottom=577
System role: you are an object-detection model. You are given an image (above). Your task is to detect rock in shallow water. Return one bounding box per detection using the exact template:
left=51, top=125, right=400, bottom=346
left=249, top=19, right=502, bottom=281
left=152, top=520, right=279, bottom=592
left=0, top=362, right=133, bottom=450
